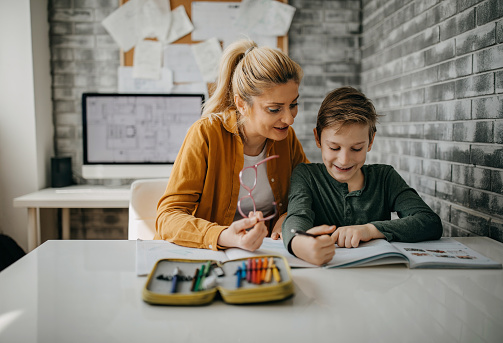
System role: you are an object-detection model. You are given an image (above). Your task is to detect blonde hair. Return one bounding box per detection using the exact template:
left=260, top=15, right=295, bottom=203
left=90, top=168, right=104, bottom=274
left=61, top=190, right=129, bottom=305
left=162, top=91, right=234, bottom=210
left=202, top=40, right=303, bottom=129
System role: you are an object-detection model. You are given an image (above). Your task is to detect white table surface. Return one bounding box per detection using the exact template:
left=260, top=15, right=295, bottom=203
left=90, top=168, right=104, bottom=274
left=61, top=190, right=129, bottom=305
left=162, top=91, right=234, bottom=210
left=13, top=184, right=131, bottom=208
left=13, top=185, right=131, bottom=251
left=1, top=237, right=502, bottom=343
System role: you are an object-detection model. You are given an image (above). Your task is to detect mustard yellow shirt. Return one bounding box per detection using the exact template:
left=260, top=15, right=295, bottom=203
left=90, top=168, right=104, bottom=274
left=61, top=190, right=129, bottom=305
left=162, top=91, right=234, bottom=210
left=155, top=112, right=308, bottom=250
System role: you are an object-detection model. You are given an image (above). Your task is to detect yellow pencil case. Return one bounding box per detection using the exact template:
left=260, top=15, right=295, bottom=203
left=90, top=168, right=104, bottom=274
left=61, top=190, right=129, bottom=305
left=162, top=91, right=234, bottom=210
left=142, top=255, right=294, bottom=305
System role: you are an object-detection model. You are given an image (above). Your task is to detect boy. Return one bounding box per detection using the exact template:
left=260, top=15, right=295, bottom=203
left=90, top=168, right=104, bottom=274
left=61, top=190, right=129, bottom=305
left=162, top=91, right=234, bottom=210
left=282, top=87, right=443, bottom=266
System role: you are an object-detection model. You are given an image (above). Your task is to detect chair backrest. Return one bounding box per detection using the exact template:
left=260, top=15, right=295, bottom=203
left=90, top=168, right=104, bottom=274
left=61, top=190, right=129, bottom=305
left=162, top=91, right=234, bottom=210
left=128, top=178, right=169, bottom=240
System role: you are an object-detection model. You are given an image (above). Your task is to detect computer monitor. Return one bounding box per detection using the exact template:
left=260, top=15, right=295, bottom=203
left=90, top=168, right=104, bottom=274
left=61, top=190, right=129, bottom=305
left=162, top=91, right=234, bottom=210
left=81, top=93, right=204, bottom=179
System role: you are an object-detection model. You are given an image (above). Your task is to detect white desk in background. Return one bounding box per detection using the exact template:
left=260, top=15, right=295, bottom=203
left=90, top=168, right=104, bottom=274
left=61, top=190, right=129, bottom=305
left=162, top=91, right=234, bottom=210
left=13, top=185, right=130, bottom=251
left=0, top=237, right=502, bottom=343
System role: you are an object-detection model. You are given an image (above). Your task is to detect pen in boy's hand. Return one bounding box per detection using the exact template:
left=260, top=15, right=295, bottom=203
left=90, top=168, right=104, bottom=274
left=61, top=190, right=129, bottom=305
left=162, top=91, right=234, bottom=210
left=291, top=229, right=322, bottom=238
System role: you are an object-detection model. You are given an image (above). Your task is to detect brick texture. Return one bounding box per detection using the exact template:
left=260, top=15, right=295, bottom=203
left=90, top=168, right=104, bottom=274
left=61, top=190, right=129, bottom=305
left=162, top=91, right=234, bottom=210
left=49, top=0, right=126, bottom=239
left=48, top=0, right=503, bottom=243
left=363, top=0, right=503, bottom=242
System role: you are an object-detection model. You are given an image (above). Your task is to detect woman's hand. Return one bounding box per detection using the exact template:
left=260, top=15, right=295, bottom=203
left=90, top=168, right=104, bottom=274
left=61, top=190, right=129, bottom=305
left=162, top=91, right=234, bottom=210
left=331, top=223, right=384, bottom=248
left=291, top=225, right=337, bottom=266
left=217, top=212, right=268, bottom=251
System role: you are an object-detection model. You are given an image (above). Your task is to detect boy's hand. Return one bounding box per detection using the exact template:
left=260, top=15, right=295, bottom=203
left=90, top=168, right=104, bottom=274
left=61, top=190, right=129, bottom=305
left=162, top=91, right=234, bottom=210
left=217, top=212, right=268, bottom=251
left=270, top=214, right=286, bottom=240
left=291, top=225, right=337, bottom=266
left=331, top=223, right=384, bottom=248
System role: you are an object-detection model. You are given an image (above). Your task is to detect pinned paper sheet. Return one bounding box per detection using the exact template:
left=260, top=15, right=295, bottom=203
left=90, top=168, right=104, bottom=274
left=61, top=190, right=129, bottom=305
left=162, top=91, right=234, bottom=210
left=222, top=35, right=277, bottom=50
left=191, top=1, right=241, bottom=41
left=191, top=38, right=223, bottom=83
left=139, top=0, right=171, bottom=41
left=101, top=0, right=143, bottom=52
left=234, top=0, right=296, bottom=37
left=102, top=0, right=174, bottom=51
left=166, top=5, right=194, bottom=44
left=253, top=0, right=296, bottom=36
left=118, top=66, right=173, bottom=93
left=164, top=44, right=203, bottom=83
left=133, top=40, right=163, bottom=80
left=191, top=1, right=277, bottom=48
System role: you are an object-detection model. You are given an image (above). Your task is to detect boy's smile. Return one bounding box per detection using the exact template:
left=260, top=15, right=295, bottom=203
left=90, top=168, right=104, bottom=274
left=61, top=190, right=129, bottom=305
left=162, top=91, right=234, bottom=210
left=314, top=123, right=374, bottom=192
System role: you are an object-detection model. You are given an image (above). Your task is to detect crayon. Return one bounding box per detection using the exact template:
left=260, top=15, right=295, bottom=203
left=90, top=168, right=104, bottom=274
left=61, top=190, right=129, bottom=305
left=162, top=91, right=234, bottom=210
left=257, top=259, right=262, bottom=284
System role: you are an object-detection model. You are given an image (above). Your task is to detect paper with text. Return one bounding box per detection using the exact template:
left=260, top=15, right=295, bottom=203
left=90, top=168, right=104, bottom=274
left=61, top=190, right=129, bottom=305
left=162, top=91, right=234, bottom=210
left=102, top=0, right=143, bottom=52
left=191, top=1, right=240, bottom=41
left=139, top=0, right=171, bottom=41
left=234, top=0, right=295, bottom=37
left=393, top=239, right=502, bottom=268
left=133, top=40, right=163, bottom=79
left=191, top=38, right=223, bottom=82
left=252, top=0, right=296, bottom=36
left=191, top=1, right=277, bottom=49
left=136, top=240, right=228, bottom=276
left=118, top=66, right=173, bottom=93
left=164, top=44, right=203, bottom=83
left=166, top=5, right=194, bottom=44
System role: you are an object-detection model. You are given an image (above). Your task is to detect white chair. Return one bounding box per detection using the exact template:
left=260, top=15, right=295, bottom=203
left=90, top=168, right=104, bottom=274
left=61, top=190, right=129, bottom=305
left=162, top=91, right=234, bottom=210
left=128, top=178, right=169, bottom=240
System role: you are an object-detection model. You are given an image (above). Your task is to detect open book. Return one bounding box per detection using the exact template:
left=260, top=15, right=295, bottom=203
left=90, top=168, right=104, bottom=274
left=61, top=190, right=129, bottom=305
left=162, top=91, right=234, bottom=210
left=136, top=237, right=501, bottom=276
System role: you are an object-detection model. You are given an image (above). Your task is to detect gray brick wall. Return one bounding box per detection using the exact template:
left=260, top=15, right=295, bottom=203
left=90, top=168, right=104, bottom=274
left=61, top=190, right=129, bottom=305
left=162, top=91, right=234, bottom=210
left=289, top=0, right=361, bottom=160
left=48, top=0, right=503, bottom=243
left=49, top=0, right=125, bottom=239
left=362, top=0, right=503, bottom=242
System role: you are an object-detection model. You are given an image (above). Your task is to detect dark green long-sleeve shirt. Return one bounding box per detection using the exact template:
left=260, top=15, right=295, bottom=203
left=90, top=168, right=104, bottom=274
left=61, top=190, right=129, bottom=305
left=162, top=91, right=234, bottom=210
left=282, top=163, right=443, bottom=253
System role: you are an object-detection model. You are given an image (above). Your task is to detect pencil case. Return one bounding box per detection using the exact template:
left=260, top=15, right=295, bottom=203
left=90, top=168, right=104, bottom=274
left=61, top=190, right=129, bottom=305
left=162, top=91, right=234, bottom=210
left=142, top=255, right=294, bottom=305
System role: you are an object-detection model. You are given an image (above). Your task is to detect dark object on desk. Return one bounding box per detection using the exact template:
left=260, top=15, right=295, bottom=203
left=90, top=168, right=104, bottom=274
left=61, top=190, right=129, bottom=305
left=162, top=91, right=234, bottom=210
left=51, top=156, right=73, bottom=188
left=0, top=234, right=26, bottom=272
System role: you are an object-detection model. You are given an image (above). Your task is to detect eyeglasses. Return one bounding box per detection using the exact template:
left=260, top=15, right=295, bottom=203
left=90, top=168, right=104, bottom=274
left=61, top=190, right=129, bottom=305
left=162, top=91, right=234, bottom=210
left=237, top=154, right=279, bottom=222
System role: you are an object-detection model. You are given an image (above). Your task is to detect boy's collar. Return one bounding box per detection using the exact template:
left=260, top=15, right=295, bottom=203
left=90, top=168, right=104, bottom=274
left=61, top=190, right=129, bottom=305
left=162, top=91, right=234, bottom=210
left=323, top=164, right=369, bottom=195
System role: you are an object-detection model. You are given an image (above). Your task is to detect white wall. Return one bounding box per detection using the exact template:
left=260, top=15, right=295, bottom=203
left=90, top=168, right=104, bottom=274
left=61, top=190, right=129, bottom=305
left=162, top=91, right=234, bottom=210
left=0, top=0, right=53, bottom=251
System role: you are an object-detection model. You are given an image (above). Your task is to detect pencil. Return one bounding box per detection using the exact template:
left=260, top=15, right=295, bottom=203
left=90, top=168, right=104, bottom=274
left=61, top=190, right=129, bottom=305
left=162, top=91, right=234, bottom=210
left=291, top=229, right=319, bottom=238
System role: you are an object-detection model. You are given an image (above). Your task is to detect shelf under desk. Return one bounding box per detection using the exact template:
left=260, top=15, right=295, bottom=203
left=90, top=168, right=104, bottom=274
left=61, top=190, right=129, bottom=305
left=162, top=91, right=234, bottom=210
left=13, top=185, right=131, bottom=251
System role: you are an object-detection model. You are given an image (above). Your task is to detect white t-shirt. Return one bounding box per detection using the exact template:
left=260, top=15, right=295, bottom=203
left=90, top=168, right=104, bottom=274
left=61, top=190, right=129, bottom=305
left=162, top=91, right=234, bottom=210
left=233, top=147, right=275, bottom=221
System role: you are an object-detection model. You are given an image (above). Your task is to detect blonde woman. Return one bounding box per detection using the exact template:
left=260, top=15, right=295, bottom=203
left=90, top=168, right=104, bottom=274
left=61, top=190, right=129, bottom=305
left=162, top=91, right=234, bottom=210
left=155, top=40, right=308, bottom=251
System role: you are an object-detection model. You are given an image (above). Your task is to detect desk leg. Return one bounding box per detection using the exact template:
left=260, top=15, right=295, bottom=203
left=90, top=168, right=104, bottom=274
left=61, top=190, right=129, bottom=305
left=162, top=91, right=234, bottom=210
left=27, top=208, right=38, bottom=252
left=62, top=208, right=70, bottom=240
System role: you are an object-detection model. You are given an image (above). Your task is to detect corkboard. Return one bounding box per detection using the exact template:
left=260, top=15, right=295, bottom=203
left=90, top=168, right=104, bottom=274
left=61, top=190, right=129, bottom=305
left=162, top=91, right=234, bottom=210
left=119, top=0, right=289, bottom=67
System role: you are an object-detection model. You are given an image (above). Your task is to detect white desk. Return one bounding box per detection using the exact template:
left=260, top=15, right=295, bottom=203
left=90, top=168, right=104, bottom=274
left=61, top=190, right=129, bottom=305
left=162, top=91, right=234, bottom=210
left=0, top=237, right=502, bottom=343
left=13, top=185, right=130, bottom=251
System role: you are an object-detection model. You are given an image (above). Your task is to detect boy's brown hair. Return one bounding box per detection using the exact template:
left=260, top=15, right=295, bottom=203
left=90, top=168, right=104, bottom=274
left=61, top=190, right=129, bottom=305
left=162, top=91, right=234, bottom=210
left=316, top=87, right=380, bottom=142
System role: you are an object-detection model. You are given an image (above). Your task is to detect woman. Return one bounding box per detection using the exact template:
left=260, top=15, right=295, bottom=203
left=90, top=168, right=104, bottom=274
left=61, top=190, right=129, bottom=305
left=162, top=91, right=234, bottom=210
left=155, top=39, right=308, bottom=251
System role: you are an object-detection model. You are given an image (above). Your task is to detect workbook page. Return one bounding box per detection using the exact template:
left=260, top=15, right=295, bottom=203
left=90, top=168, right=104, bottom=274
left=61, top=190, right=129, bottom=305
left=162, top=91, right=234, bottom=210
left=225, top=238, right=406, bottom=268
left=392, top=238, right=502, bottom=269
left=225, top=238, right=317, bottom=268
left=324, top=239, right=406, bottom=268
left=136, top=239, right=229, bottom=276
